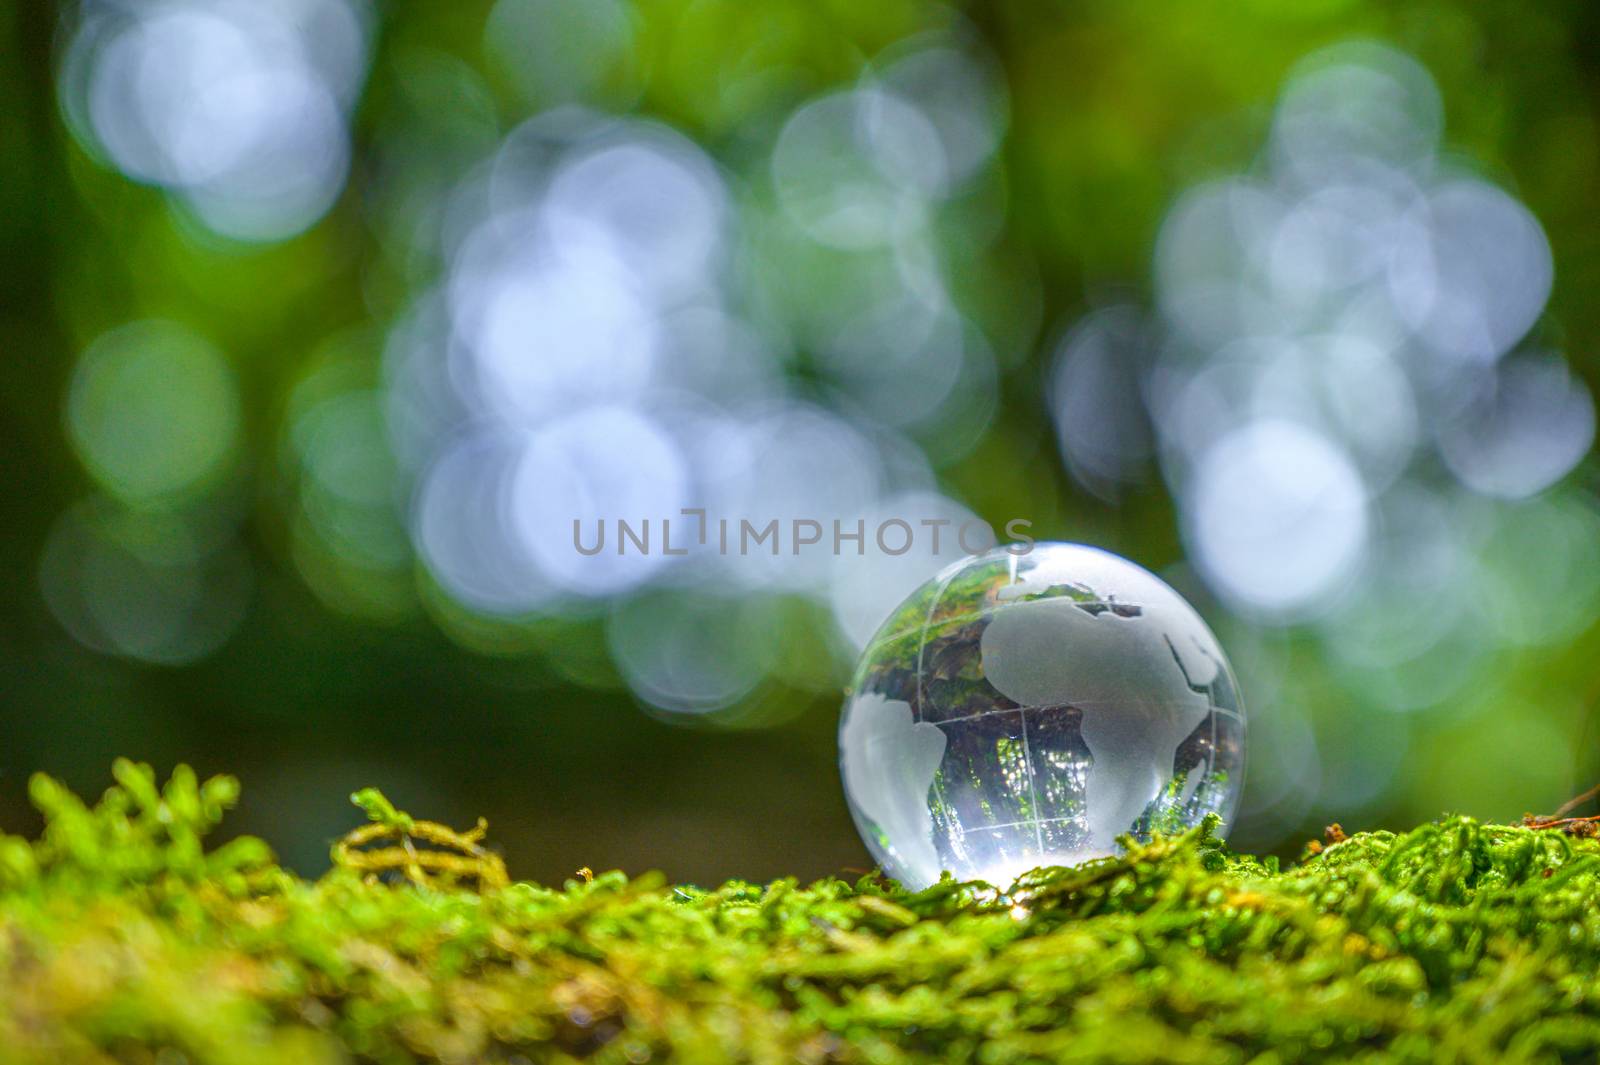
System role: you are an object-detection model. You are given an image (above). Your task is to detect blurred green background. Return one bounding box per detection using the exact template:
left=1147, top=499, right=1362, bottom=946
left=3, top=0, right=1600, bottom=884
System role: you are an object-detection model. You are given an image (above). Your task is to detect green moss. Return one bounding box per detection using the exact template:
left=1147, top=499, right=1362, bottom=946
left=2, top=762, right=1598, bottom=1064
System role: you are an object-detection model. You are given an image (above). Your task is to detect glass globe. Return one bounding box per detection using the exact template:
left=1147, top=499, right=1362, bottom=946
left=839, top=542, right=1245, bottom=888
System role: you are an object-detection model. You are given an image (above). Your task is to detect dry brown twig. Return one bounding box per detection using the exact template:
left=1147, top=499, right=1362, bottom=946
left=1522, top=781, right=1600, bottom=837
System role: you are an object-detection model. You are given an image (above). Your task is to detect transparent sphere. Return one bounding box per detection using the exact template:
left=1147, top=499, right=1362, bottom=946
left=839, top=542, right=1245, bottom=888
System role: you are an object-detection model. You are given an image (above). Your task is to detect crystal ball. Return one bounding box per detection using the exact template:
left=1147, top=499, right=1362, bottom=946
left=839, top=542, right=1245, bottom=888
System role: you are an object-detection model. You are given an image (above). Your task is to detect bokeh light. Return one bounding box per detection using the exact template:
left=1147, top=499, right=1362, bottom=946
left=40, top=498, right=252, bottom=666
left=60, top=0, right=369, bottom=240
left=1048, top=37, right=1600, bottom=838
left=379, top=28, right=1012, bottom=720
left=1185, top=418, right=1369, bottom=619
left=67, top=320, right=241, bottom=504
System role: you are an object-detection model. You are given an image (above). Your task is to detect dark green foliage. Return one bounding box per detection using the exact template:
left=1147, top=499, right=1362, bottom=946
left=2, top=763, right=1597, bottom=1064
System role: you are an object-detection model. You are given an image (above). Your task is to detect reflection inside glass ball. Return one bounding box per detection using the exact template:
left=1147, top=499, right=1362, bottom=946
left=839, top=542, right=1245, bottom=888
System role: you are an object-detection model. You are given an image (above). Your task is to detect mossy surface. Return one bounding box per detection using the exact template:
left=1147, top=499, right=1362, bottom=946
left=2, top=762, right=1598, bottom=1064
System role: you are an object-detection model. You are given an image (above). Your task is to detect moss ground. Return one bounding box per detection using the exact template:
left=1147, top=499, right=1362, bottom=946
left=1, top=761, right=1598, bottom=1064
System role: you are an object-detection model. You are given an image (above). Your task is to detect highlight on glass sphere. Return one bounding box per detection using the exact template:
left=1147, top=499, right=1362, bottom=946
left=839, top=542, right=1245, bottom=889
